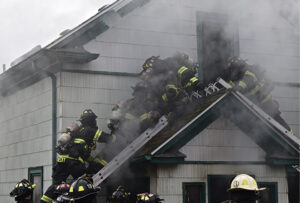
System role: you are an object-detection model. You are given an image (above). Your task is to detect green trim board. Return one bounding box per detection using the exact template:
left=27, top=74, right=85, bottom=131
left=139, top=157, right=298, bottom=165
left=182, top=182, right=206, bottom=203
left=62, top=69, right=139, bottom=77
left=49, top=73, right=57, bottom=170
left=28, top=166, right=44, bottom=198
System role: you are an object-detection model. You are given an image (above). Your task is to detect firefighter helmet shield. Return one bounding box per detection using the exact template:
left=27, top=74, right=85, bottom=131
left=228, top=174, right=266, bottom=191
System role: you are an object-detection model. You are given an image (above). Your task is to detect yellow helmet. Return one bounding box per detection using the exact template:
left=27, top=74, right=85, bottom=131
left=228, top=174, right=265, bottom=191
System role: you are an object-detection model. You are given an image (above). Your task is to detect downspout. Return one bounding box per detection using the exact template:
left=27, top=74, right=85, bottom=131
left=48, top=73, right=57, bottom=169
left=31, top=61, right=58, bottom=179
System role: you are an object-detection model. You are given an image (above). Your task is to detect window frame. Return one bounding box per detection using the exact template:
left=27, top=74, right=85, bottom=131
left=182, top=182, right=206, bottom=203
left=28, top=166, right=43, bottom=201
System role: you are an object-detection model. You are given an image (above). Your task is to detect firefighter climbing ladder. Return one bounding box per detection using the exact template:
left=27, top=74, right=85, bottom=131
left=93, top=116, right=168, bottom=186
left=92, top=78, right=298, bottom=187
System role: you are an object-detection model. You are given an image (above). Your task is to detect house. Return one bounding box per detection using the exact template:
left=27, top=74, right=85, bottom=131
left=0, top=0, right=299, bottom=202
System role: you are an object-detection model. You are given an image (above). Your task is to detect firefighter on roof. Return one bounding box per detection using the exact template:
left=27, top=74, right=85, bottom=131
left=225, top=56, right=293, bottom=133
left=10, top=179, right=36, bottom=203
left=41, top=109, right=115, bottom=203
left=221, top=174, right=265, bottom=203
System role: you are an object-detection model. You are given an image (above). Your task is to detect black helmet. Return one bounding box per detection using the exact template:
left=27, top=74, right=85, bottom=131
left=55, top=183, right=71, bottom=203
left=55, top=183, right=71, bottom=195
left=136, top=193, right=164, bottom=203
left=227, top=56, right=247, bottom=70
left=10, top=179, right=36, bottom=201
left=142, top=56, right=160, bottom=71
left=111, top=185, right=130, bottom=202
left=79, top=109, right=97, bottom=121
left=61, top=176, right=100, bottom=202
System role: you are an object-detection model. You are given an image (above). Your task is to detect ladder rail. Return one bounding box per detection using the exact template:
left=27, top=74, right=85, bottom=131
left=93, top=116, right=168, bottom=186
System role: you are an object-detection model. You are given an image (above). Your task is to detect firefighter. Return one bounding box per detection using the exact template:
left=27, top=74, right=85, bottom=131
left=10, top=179, right=36, bottom=203
left=136, top=193, right=164, bottom=203
left=226, top=56, right=293, bottom=133
left=110, top=185, right=130, bottom=203
left=60, top=175, right=100, bottom=203
left=221, top=174, right=265, bottom=203
left=41, top=109, right=115, bottom=203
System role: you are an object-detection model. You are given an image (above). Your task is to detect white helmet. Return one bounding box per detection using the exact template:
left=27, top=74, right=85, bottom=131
left=228, top=174, right=266, bottom=191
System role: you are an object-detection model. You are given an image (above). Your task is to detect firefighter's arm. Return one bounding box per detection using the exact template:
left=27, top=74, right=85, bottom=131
left=234, top=70, right=258, bottom=92
left=87, top=156, right=108, bottom=166
left=93, top=129, right=116, bottom=143
left=68, top=139, right=86, bottom=158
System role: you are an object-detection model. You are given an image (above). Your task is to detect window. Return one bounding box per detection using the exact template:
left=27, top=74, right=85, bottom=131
left=196, top=12, right=239, bottom=84
left=28, top=167, right=43, bottom=203
left=257, top=182, right=278, bottom=203
left=183, top=182, right=206, bottom=203
left=208, top=175, right=236, bottom=203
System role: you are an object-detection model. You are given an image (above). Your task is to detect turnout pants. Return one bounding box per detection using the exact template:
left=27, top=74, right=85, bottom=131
left=40, top=158, right=86, bottom=203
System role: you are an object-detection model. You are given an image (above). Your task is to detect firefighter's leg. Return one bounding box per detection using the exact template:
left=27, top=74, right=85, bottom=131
left=41, top=162, right=69, bottom=203
left=67, top=159, right=87, bottom=179
left=86, top=158, right=107, bottom=174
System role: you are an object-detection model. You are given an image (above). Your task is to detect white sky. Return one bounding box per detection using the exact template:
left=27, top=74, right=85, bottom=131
left=0, top=0, right=116, bottom=72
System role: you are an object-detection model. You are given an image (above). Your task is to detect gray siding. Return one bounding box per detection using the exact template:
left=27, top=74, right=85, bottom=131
left=153, top=164, right=288, bottom=203
left=0, top=78, right=53, bottom=202
left=179, top=117, right=266, bottom=162
left=57, top=72, right=138, bottom=133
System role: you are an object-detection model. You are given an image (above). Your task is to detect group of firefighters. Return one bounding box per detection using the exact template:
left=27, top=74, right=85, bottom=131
left=10, top=174, right=266, bottom=203
left=9, top=53, right=292, bottom=203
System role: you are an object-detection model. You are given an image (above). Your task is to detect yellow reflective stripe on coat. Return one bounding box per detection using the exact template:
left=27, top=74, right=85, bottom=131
left=229, top=81, right=235, bottom=86
left=93, top=129, right=103, bottom=142
left=238, top=81, right=247, bottom=89
left=139, top=113, right=148, bottom=121
left=165, top=84, right=179, bottom=96
left=177, top=66, right=188, bottom=76
left=190, top=77, right=198, bottom=84
left=125, top=113, right=136, bottom=120
left=245, top=70, right=258, bottom=82
left=247, top=84, right=260, bottom=96
left=73, top=138, right=86, bottom=144
left=57, top=155, right=84, bottom=164
left=41, top=195, right=53, bottom=203
left=261, top=94, right=271, bottom=104
left=162, top=93, right=168, bottom=102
